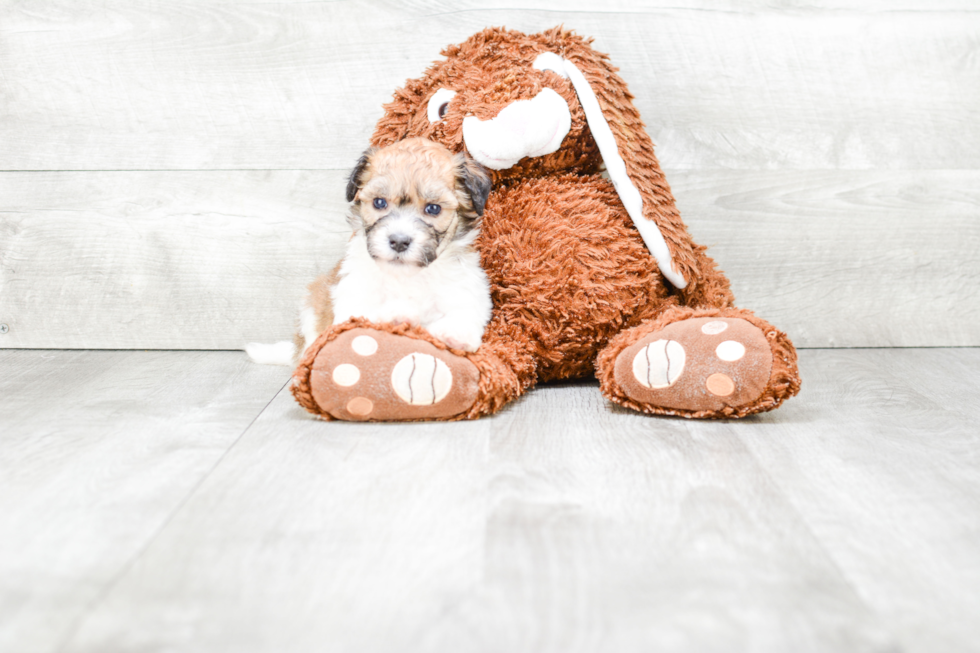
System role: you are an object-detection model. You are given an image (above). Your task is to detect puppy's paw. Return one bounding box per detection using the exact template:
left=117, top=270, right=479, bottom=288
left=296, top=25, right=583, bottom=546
left=246, top=341, right=296, bottom=366
left=426, top=318, right=484, bottom=353
left=301, top=328, right=480, bottom=421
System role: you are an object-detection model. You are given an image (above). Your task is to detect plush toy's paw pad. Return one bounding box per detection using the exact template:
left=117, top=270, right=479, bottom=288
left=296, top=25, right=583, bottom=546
left=309, top=328, right=479, bottom=421
left=614, top=318, right=772, bottom=413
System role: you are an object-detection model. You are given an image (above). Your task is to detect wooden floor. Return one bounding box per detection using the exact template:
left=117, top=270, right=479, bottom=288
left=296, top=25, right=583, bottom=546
left=2, top=348, right=978, bottom=653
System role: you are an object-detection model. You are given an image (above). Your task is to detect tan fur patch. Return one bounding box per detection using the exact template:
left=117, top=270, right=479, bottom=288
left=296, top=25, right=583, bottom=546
left=295, top=261, right=342, bottom=352
left=352, top=138, right=480, bottom=248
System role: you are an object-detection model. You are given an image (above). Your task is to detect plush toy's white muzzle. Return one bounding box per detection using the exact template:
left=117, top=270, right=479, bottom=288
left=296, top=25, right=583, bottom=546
left=462, top=88, right=571, bottom=170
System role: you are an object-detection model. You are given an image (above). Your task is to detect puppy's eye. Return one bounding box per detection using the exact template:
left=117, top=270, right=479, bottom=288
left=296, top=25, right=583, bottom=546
left=373, top=198, right=387, bottom=210
left=424, top=203, right=442, bottom=216
left=426, top=88, right=457, bottom=123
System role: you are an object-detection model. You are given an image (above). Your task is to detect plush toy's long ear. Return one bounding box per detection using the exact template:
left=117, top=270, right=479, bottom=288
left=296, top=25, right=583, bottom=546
left=532, top=29, right=735, bottom=308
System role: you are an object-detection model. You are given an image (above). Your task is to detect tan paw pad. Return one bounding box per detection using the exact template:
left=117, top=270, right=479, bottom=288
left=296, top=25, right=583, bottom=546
left=715, top=341, right=746, bottom=362
left=705, top=373, right=735, bottom=396
left=391, top=353, right=453, bottom=405
left=351, top=335, right=378, bottom=356
left=346, top=397, right=374, bottom=416
left=309, top=328, right=480, bottom=421
left=701, top=320, right=729, bottom=335
left=614, top=317, right=772, bottom=413
left=632, top=339, right=685, bottom=389
left=332, top=363, right=361, bottom=387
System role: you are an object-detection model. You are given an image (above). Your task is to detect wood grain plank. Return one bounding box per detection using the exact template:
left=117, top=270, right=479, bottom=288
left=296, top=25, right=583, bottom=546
left=0, top=170, right=350, bottom=349
left=736, top=348, right=980, bottom=653
left=420, top=380, right=895, bottom=652
left=2, top=169, right=977, bottom=349
left=674, top=169, right=980, bottom=348
left=0, top=350, right=289, bottom=653
left=1, top=2, right=977, bottom=170
left=59, top=386, right=495, bottom=653
left=8, top=348, right=980, bottom=651
left=55, top=355, right=917, bottom=653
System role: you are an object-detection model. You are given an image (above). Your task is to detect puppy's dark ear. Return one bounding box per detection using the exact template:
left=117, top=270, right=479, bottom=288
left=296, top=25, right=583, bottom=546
left=346, top=149, right=375, bottom=202
left=458, top=157, right=492, bottom=217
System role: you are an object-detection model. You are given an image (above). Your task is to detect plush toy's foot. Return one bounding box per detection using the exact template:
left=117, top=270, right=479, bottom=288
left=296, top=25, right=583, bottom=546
left=597, top=307, right=800, bottom=419
left=293, top=326, right=480, bottom=422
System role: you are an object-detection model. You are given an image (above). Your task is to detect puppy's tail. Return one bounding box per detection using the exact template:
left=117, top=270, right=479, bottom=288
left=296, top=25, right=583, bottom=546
left=245, top=341, right=297, bottom=366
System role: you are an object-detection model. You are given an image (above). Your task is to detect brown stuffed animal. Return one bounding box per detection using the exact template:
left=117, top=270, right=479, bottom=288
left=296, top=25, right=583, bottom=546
left=293, top=26, right=801, bottom=421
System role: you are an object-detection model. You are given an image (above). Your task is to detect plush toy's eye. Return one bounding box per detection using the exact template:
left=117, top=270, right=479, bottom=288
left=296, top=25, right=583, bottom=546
left=373, top=198, right=387, bottom=210
left=424, top=203, right=442, bottom=216
left=427, top=88, right=457, bottom=123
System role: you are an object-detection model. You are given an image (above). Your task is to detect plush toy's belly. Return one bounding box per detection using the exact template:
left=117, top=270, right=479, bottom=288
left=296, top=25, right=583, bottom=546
left=478, top=174, right=671, bottom=381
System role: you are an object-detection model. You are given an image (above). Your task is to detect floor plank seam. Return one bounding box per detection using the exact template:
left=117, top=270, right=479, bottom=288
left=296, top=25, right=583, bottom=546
left=3, top=346, right=979, bottom=353
left=49, top=377, right=291, bottom=653
left=731, top=428, right=896, bottom=645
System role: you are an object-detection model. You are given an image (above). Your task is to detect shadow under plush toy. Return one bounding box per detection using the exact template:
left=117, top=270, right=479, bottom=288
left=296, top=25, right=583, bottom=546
left=293, top=26, right=801, bottom=421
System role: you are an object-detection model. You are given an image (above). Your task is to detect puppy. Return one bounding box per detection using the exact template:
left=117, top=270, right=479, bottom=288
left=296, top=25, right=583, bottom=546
left=247, top=138, right=493, bottom=365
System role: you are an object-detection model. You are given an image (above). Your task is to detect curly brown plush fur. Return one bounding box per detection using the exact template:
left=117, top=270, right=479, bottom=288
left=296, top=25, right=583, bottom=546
left=294, top=26, right=800, bottom=421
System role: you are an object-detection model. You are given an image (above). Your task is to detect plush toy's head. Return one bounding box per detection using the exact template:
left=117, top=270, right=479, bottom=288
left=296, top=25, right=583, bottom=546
left=371, top=26, right=635, bottom=182
left=371, top=26, right=692, bottom=291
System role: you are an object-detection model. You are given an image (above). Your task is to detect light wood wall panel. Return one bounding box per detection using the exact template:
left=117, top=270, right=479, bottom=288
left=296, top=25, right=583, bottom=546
left=1, top=1, right=977, bottom=349
left=1, top=2, right=978, bottom=171
left=676, top=170, right=980, bottom=348
left=1, top=169, right=977, bottom=349
left=0, top=171, right=348, bottom=349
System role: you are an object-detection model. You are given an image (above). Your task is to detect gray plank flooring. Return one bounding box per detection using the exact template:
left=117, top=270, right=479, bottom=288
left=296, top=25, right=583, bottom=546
left=3, top=348, right=979, bottom=652
left=0, top=351, right=289, bottom=653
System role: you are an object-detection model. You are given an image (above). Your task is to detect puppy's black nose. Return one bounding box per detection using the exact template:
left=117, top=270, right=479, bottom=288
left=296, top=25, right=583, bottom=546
left=388, top=234, right=412, bottom=253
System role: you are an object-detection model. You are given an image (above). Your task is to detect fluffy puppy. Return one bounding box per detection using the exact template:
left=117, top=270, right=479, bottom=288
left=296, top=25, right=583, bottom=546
left=247, top=138, right=493, bottom=365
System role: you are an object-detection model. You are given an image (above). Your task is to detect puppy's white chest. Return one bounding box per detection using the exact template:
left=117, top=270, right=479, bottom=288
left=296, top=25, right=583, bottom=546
left=326, top=234, right=491, bottom=353
left=332, top=245, right=446, bottom=326
left=335, top=272, right=441, bottom=325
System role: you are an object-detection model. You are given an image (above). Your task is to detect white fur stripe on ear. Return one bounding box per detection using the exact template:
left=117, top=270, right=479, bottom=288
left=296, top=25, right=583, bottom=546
left=532, top=52, right=688, bottom=289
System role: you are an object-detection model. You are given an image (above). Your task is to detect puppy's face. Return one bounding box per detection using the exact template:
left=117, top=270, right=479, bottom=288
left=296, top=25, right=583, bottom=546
left=346, top=138, right=491, bottom=267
